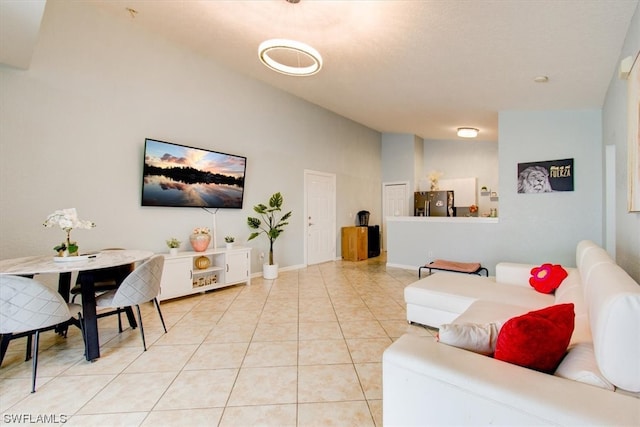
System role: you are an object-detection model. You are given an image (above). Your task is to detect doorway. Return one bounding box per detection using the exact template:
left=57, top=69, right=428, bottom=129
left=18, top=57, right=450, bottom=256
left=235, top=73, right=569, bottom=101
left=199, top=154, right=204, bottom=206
left=382, top=181, right=410, bottom=250
left=304, top=170, right=337, bottom=265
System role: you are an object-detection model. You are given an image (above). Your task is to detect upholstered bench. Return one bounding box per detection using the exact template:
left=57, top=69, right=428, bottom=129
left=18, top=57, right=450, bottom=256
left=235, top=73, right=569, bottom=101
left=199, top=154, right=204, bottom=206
left=419, top=259, right=488, bottom=278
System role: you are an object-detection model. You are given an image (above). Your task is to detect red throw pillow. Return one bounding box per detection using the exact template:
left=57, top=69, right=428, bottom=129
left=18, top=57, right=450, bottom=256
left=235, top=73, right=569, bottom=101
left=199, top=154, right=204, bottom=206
left=494, top=303, right=575, bottom=373
left=529, top=263, right=568, bottom=294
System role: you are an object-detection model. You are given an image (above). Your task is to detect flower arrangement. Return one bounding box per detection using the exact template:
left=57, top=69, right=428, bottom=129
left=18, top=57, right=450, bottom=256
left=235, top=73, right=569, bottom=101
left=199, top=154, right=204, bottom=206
left=166, top=237, right=181, bottom=248
left=43, top=208, right=95, bottom=256
left=224, top=236, right=235, bottom=243
left=192, top=227, right=211, bottom=235
left=428, top=171, right=443, bottom=191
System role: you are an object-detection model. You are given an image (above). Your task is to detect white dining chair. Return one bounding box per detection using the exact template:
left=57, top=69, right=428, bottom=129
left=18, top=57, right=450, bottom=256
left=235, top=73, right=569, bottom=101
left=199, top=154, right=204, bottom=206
left=70, top=249, right=135, bottom=333
left=95, top=255, right=167, bottom=351
left=0, top=275, right=84, bottom=393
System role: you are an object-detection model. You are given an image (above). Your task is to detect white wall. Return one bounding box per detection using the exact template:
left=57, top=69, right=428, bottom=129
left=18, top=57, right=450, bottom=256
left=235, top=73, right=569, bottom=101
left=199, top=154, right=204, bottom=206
left=382, top=133, right=419, bottom=187
left=603, top=3, right=640, bottom=282
left=0, top=1, right=381, bottom=273
left=387, top=109, right=603, bottom=273
left=497, top=110, right=603, bottom=261
left=422, top=138, right=499, bottom=215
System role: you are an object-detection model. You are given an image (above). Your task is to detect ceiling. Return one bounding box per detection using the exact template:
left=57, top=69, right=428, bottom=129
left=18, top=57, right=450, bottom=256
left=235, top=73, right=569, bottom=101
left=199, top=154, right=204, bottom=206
left=2, top=1, right=638, bottom=142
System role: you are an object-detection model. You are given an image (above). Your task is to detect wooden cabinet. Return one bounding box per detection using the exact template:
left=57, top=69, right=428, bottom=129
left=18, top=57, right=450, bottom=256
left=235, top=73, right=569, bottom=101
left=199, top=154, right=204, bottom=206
left=341, top=226, right=368, bottom=261
left=159, top=246, right=251, bottom=301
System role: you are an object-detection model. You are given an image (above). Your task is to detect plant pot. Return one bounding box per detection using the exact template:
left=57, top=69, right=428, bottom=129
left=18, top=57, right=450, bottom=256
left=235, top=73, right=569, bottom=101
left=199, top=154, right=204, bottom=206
left=169, top=248, right=178, bottom=256
left=263, top=263, right=279, bottom=279
left=226, top=242, right=234, bottom=250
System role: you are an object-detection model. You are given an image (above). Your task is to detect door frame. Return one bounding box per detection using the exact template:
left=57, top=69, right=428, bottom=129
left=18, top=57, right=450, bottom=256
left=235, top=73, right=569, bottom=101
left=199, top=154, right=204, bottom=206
left=304, top=169, right=337, bottom=266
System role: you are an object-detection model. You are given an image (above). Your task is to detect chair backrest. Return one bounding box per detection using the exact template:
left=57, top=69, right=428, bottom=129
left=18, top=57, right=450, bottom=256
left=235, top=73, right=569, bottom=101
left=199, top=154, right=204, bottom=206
left=0, top=275, right=71, bottom=334
left=76, top=248, right=134, bottom=286
left=110, top=255, right=165, bottom=307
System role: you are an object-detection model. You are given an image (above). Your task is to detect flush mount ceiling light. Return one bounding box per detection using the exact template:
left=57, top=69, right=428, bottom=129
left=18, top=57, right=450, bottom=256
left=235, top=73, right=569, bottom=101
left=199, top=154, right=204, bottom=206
left=457, top=127, right=479, bottom=138
left=258, top=39, right=323, bottom=76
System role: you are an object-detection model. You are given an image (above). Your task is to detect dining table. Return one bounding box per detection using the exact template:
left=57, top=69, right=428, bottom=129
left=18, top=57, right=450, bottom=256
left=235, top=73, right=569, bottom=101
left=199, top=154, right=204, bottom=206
left=0, top=249, right=154, bottom=361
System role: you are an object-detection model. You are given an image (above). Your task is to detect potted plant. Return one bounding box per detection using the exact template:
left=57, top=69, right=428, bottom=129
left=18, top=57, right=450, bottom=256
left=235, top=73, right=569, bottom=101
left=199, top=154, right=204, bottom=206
left=247, top=192, right=292, bottom=279
left=166, top=237, right=181, bottom=255
left=44, top=208, right=95, bottom=257
left=225, top=235, right=235, bottom=250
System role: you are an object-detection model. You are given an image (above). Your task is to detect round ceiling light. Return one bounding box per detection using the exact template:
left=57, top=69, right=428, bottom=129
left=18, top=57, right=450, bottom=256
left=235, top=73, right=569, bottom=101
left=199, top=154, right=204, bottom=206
left=457, top=127, right=479, bottom=138
left=258, top=39, right=322, bottom=77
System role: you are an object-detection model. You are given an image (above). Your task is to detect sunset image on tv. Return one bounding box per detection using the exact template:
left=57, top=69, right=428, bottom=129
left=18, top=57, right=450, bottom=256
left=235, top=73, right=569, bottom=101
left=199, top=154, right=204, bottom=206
left=141, top=139, right=246, bottom=208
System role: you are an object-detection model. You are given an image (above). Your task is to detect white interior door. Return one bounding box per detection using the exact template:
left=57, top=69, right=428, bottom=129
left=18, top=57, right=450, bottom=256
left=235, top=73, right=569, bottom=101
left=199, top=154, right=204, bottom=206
left=382, top=182, right=409, bottom=251
left=305, top=170, right=336, bottom=265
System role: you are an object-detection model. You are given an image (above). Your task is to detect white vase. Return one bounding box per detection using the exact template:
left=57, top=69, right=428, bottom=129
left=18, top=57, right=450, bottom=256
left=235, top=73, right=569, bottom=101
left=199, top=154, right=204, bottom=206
left=226, top=242, right=234, bottom=250
left=169, top=248, right=178, bottom=256
left=263, top=263, right=279, bottom=279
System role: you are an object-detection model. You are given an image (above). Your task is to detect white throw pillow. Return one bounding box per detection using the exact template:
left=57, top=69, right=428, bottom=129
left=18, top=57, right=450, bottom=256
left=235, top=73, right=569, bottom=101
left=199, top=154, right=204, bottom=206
left=554, top=342, right=615, bottom=391
left=437, top=322, right=502, bottom=356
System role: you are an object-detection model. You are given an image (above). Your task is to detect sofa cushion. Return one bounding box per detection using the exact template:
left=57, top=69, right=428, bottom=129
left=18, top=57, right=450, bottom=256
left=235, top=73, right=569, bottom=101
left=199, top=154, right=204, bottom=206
left=554, top=342, right=614, bottom=391
left=554, top=268, right=591, bottom=344
left=583, top=261, right=640, bottom=392
left=452, top=300, right=534, bottom=326
left=576, top=242, right=613, bottom=285
left=495, top=262, right=537, bottom=287
left=495, top=303, right=575, bottom=373
left=437, top=322, right=501, bottom=355
left=529, top=264, right=568, bottom=294
left=405, top=273, right=553, bottom=317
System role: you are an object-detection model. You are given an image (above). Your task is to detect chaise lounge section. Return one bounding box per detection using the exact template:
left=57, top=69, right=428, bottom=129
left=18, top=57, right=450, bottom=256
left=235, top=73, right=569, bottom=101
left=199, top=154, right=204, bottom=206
left=383, top=240, right=640, bottom=426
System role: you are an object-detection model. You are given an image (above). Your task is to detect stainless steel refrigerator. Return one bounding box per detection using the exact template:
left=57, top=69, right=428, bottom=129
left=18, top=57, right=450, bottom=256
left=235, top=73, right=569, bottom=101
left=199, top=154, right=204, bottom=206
left=414, top=191, right=455, bottom=217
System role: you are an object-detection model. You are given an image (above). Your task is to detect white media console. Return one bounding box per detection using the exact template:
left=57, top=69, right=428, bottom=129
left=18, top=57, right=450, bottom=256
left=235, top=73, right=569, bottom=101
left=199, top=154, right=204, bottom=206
left=158, top=246, right=251, bottom=301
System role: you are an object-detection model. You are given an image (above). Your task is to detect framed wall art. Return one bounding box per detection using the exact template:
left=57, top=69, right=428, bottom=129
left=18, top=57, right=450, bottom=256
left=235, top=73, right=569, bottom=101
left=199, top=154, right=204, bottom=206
left=517, top=158, right=574, bottom=194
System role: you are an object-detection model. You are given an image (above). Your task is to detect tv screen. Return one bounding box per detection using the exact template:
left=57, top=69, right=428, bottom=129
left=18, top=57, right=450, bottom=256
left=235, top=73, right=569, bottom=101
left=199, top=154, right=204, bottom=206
left=141, top=138, right=247, bottom=209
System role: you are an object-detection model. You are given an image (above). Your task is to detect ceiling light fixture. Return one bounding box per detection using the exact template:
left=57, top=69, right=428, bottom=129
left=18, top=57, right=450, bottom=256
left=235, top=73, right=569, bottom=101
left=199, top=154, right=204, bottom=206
left=258, top=0, right=321, bottom=77
left=258, top=39, right=322, bottom=77
left=457, top=127, right=479, bottom=138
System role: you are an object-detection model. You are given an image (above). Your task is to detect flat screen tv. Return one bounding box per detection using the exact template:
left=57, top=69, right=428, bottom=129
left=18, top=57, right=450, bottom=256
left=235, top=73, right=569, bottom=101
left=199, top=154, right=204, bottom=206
left=141, top=138, right=247, bottom=209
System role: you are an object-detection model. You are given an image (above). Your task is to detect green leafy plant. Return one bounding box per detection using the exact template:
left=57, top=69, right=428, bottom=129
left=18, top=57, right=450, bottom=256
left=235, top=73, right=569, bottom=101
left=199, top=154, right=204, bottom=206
left=224, top=236, right=235, bottom=243
left=166, top=237, right=181, bottom=248
left=247, top=192, right=292, bottom=265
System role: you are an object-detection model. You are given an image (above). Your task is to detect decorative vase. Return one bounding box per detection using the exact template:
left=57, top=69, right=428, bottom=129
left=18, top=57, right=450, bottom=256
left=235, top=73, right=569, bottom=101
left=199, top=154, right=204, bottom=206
left=190, top=233, right=211, bottom=252
left=195, top=256, right=211, bottom=270
left=59, top=234, right=79, bottom=257
left=226, top=242, right=234, bottom=250
left=169, top=248, right=178, bottom=256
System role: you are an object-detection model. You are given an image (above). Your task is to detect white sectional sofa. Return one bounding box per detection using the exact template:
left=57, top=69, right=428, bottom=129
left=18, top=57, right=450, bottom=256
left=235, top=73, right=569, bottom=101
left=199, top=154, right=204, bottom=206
left=383, top=240, right=640, bottom=426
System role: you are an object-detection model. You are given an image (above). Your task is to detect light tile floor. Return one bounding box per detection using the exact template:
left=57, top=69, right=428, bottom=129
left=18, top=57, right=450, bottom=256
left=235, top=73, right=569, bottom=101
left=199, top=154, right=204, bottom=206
left=0, top=256, right=435, bottom=426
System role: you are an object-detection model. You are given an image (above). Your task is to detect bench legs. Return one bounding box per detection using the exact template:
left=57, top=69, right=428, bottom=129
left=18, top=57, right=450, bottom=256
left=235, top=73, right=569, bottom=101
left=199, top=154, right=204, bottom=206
left=418, top=265, right=488, bottom=278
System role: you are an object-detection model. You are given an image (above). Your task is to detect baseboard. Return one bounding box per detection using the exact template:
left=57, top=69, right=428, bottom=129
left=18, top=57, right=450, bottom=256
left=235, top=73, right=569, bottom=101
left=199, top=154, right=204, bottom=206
left=250, top=263, right=306, bottom=278
left=386, top=262, right=418, bottom=271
